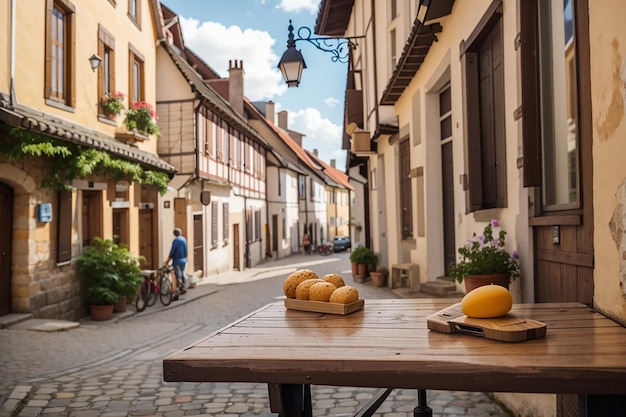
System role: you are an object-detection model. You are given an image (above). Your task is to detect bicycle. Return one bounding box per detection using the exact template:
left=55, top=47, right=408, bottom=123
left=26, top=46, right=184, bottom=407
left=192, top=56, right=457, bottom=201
left=134, top=264, right=174, bottom=311
left=317, top=241, right=334, bottom=256
left=135, top=271, right=158, bottom=312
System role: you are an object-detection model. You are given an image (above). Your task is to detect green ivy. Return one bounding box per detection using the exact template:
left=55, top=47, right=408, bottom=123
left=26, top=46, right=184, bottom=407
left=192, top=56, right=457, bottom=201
left=0, top=127, right=170, bottom=194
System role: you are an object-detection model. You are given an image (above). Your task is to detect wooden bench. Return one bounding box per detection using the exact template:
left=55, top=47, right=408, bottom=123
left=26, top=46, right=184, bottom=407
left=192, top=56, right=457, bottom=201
left=390, top=263, right=420, bottom=292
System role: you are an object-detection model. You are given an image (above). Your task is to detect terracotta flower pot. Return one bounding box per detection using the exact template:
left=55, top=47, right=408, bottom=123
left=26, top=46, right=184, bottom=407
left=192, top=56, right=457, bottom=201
left=370, top=272, right=387, bottom=287
left=351, top=262, right=358, bottom=277
left=90, top=304, right=115, bottom=321
left=114, top=297, right=127, bottom=313
left=356, top=263, right=367, bottom=277
left=464, top=273, right=510, bottom=293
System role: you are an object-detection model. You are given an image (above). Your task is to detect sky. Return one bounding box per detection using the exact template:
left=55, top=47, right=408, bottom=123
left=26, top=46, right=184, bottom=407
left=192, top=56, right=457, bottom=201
left=159, top=0, right=349, bottom=169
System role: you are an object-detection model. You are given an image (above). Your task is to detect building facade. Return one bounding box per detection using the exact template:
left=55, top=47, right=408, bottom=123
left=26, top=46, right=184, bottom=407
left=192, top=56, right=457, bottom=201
left=0, top=0, right=174, bottom=320
left=317, top=0, right=626, bottom=416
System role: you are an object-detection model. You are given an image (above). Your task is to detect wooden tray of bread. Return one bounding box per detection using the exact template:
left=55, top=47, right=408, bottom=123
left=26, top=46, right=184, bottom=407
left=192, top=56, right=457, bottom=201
left=284, top=298, right=364, bottom=315
left=427, top=303, right=546, bottom=342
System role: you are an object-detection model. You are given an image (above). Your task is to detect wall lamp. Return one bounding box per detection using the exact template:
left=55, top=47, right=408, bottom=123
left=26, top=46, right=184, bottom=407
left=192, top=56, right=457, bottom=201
left=89, top=54, right=102, bottom=72
left=277, top=20, right=362, bottom=87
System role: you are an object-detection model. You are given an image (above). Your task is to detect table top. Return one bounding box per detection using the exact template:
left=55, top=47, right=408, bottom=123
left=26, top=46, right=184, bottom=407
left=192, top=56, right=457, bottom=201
left=163, top=299, right=626, bottom=394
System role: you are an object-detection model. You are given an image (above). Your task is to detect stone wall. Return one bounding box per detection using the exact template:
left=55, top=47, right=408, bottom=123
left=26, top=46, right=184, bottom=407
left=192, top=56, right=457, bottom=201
left=0, top=157, right=86, bottom=320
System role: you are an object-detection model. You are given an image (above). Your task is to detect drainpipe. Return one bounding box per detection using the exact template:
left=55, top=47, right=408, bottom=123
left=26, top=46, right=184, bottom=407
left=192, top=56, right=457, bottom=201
left=9, top=0, right=17, bottom=106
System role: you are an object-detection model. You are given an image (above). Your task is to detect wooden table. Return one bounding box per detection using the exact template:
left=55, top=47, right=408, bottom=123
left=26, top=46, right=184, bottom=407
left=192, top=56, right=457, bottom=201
left=163, top=299, right=626, bottom=416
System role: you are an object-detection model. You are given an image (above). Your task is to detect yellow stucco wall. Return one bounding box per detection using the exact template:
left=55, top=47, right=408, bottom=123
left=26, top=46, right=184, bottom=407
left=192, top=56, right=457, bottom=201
left=0, top=2, right=10, bottom=92
left=9, top=0, right=159, bottom=156
left=589, top=0, right=626, bottom=323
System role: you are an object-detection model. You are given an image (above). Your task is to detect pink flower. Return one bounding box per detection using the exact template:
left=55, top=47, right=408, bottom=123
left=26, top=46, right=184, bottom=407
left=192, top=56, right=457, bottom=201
left=491, top=219, right=499, bottom=227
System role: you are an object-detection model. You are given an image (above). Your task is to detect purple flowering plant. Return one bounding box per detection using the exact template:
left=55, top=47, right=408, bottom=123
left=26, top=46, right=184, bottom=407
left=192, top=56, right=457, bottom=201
left=449, top=219, right=521, bottom=283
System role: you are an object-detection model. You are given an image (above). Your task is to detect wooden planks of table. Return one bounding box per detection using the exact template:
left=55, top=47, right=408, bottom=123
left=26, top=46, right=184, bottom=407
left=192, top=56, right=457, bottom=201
left=163, top=299, right=626, bottom=416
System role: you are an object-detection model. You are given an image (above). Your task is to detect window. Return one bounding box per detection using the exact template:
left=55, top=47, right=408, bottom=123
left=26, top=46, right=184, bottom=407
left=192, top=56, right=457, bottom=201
left=128, top=0, right=141, bottom=27
left=128, top=46, right=144, bottom=104
left=521, top=0, right=580, bottom=209
left=298, top=176, right=306, bottom=199
left=461, top=0, right=506, bottom=211
left=309, top=178, right=314, bottom=202
left=399, top=140, right=413, bottom=238
left=390, top=0, right=397, bottom=20
left=45, top=0, right=76, bottom=107
left=254, top=209, right=262, bottom=241
left=98, top=25, right=115, bottom=115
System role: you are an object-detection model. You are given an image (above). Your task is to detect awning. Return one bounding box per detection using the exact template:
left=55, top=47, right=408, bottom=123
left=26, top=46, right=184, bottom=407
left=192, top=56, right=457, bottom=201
left=0, top=99, right=176, bottom=174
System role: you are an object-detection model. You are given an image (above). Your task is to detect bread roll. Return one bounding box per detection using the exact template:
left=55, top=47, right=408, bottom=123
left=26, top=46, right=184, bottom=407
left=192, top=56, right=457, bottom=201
left=283, top=269, right=319, bottom=299
left=308, top=281, right=337, bottom=301
left=329, top=286, right=359, bottom=304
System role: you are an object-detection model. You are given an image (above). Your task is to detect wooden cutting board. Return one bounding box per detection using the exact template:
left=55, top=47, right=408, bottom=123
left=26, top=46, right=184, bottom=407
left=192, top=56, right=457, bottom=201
left=427, top=303, right=547, bottom=342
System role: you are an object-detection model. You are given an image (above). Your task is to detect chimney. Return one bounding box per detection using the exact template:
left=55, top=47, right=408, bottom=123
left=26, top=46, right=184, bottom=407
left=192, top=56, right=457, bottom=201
left=228, top=60, right=244, bottom=117
left=266, top=101, right=275, bottom=124
left=313, top=149, right=319, bottom=157
left=330, top=159, right=336, bottom=168
left=277, top=110, right=288, bottom=130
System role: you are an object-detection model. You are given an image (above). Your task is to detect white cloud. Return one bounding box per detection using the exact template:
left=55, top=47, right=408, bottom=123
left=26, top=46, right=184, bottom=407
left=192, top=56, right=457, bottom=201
left=276, top=0, right=320, bottom=14
left=324, top=97, right=339, bottom=107
left=178, top=17, right=287, bottom=101
left=288, top=108, right=346, bottom=167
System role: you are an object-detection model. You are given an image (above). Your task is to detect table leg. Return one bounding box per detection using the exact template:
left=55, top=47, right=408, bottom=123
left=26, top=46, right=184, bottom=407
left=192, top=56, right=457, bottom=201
left=579, top=394, right=626, bottom=416
left=274, top=384, right=312, bottom=417
left=413, top=389, right=432, bottom=417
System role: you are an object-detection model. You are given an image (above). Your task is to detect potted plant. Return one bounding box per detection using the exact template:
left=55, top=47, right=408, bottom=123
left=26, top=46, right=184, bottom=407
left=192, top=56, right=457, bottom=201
left=370, top=266, right=389, bottom=287
left=100, top=91, right=125, bottom=119
left=448, top=219, right=521, bottom=293
left=75, top=237, right=143, bottom=319
left=124, top=101, right=161, bottom=137
left=349, top=246, right=377, bottom=281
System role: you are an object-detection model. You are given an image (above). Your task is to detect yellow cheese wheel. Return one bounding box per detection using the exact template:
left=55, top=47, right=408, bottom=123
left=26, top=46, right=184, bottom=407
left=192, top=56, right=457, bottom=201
left=461, top=284, right=513, bottom=318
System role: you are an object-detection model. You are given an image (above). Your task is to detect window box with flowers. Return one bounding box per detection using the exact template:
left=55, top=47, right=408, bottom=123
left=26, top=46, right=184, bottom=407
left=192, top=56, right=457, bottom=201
left=100, top=91, right=126, bottom=119
left=449, top=219, right=521, bottom=293
left=124, top=101, right=161, bottom=137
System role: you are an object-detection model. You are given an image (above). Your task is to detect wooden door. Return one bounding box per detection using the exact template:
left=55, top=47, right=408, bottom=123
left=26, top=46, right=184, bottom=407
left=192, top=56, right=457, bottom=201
left=193, top=214, right=204, bottom=272
left=0, top=182, right=13, bottom=316
left=233, top=223, right=240, bottom=271
left=139, top=210, right=154, bottom=269
left=440, top=86, right=456, bottom=274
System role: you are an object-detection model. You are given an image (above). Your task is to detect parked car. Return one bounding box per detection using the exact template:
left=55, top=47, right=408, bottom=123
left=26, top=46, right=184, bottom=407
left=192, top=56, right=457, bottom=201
left=332, top=236, right=352, bottom=252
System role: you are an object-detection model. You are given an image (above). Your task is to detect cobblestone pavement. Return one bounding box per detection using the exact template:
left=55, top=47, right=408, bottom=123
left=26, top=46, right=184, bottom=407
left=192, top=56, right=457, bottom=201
left=0, top=252, right=513, bottom=417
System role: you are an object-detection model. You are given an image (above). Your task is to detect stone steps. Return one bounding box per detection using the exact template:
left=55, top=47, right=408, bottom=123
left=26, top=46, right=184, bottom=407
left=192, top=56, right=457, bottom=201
left=420, top=276, right=459, bottom=297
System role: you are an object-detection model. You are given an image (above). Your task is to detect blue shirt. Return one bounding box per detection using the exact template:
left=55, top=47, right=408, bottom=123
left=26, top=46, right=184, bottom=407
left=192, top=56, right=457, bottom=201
left=169, top=236, right=187, bottom=266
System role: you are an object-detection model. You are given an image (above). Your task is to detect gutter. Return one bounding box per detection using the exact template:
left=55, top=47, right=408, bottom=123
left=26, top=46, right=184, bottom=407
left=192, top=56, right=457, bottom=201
left=9, top=0, right=17, bottom=106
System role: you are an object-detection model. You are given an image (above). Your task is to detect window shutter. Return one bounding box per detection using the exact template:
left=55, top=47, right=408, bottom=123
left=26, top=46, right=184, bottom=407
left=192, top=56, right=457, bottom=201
left=211, top=203, right=218, bottom=247
left=463, top=52, right=484, bottom=212
left=222, top=203, right=229, bottom=240
left=44, top=0, right=54, bottom=99
left=520, top=0, right=541, bottom=187
left=57, top=189, right=72, bottom=263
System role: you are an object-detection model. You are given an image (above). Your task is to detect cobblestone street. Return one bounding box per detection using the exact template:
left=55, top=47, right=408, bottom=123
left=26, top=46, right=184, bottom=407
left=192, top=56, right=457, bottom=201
left=0, top=253, right=512, bottom=417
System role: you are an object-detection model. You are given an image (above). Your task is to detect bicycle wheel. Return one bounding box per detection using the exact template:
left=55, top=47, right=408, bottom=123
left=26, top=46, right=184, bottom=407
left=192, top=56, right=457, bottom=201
left=135, top=280, right=148, bottom=312
left=159, top=274, right=173, bottom=306
left=146, top=279, right=158, bottom=307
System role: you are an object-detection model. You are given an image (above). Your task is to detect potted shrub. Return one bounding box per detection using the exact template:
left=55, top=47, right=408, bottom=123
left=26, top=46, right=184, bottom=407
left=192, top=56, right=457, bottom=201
left=124, top=101, right=161, bottom=137
left=75, top=237, right=143, bottom=320
left=100, top=91, right=125, bottom=119
left=349, top=246, right=376, bottom=280
left=448, top=219, right=521, bottom=293
left=370, top=266, right=389, bottom=287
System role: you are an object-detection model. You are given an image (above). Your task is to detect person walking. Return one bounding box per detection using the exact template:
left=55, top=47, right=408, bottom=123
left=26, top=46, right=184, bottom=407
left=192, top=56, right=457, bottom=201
left=165, top=228, right=187, bottom=298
